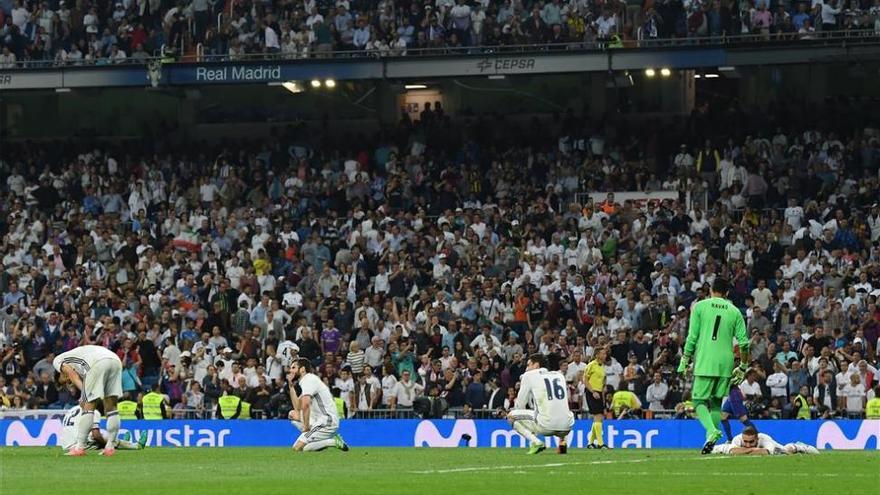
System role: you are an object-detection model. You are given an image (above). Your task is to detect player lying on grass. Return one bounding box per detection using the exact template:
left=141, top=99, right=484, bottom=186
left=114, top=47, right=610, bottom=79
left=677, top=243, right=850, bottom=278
left=287, top=357, right=349, bottom=452
left=54, top=345, right=125, bottom=456
left=506, top=353, right=575, bottom=455
left=712, top=426, right=819, bottom=456
left=61, top=404, right=147, bottom=452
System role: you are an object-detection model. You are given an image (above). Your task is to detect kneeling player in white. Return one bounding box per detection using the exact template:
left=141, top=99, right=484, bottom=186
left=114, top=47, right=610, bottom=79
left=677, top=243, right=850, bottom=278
left=287, top=358, right=349, bottom=452
left=61, top=405, right=146, bottom=452
left=507, top=353, right=575, bottom=454
left=54, top=345, right=125, bottom=456
left=712, top=426, right=819, bottom=455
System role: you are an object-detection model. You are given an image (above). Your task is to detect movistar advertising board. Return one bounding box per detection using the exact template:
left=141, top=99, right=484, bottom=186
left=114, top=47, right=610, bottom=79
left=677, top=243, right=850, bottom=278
left=1, top=419, right=876, bottom=449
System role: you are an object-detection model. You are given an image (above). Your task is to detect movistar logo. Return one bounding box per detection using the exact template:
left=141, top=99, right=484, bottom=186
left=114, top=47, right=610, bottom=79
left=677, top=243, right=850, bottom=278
left=414, top=420, right=477, bottom=447
left=815, top=421, right=879, bottom=450
left=4, top=419, right=62, bottom=446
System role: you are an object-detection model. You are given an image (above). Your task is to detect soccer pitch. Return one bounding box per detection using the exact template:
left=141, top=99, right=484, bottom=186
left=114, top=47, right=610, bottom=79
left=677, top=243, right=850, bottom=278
left=1, top=448, right=877, bottom=495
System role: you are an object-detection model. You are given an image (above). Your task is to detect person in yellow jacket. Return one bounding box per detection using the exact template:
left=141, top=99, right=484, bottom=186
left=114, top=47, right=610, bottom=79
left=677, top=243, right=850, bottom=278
left=117, top=395, right=141, bottom=420
left=583, top=346, right=608, bottom=449
left=141, top=384, right=168, bottom=420
left=216, top=390, right=242, bottom=419
left=866, top=386, right=880, bottom=419
left=611, top=382, right=642, bottom=418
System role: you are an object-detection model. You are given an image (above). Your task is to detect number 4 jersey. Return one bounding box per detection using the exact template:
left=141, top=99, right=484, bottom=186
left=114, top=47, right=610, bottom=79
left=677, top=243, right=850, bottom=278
left=515, top=368, right=575, bottom=431
left=686, top=297, right=749, bottom=378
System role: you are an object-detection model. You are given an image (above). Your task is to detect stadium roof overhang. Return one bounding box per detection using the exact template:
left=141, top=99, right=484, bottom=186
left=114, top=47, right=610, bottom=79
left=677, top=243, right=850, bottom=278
left=1, top=40, right=879, bottom=91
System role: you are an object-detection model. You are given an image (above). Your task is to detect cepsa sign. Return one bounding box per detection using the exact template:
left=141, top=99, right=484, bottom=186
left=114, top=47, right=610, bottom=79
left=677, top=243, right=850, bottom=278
left=476, top=58, right=536, bottom=74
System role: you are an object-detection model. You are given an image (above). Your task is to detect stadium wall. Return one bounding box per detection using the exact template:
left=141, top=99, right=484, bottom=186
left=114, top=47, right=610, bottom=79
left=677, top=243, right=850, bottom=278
left=1, top=419, right=876, bottom=450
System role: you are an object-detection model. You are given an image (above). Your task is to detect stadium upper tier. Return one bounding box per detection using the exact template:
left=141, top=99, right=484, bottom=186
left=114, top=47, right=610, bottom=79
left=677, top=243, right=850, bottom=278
left=0, top=0, right=878, bottom=70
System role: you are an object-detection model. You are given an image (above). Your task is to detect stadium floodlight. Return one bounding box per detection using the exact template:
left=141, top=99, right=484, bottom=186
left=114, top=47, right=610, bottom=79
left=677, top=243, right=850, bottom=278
left=694, top=74, right=702, bottom=79
left=703, top=73, right=720, bottom=78
left=660, top=68, right=671, bottom=77
left=405, top=84, right=427, bottom=90
left=281, top=82, right=303, bottom=94
left=644, top=68, right=656, bottom=78
left=310, top=79, right=322, bottom=88
left=324, top=79, right=337, bottom=89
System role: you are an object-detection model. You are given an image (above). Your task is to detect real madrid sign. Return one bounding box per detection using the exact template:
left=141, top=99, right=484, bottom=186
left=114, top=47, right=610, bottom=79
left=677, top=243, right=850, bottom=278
left=194, top=65, right=282, bottom=82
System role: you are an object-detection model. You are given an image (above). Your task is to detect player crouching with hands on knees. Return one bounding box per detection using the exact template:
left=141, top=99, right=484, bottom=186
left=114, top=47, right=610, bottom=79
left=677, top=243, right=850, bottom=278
left=712, top=426, right=819, bottom=456
left=506, top=353, right=575, bottom=455
left=54, top=345, right=125, bottom=457
left=287, top=358, right=350, bottom=452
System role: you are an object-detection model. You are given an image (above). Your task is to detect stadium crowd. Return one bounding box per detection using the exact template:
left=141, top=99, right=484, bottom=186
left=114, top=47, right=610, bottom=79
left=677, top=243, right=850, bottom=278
left=1, top=97, right=880, bottom=421
left=1, top=0, right=879, bottom=67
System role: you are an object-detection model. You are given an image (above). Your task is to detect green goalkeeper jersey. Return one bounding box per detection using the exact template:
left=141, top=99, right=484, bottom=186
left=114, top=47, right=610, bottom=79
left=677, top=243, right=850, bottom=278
left=684, top=297, right=749, bottom=377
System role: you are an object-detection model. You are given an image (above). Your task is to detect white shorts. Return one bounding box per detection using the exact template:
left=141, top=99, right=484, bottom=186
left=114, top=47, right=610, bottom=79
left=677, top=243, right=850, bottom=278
left=508, top=409, right=572, bottom=437
left=291, top=420, right=338, bottom=445
left=84, top=358, right=123, bottom=402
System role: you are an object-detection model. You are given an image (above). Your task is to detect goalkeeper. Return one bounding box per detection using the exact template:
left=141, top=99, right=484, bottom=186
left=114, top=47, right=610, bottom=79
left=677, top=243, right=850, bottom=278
left=677, top=278, right=749, bottom=454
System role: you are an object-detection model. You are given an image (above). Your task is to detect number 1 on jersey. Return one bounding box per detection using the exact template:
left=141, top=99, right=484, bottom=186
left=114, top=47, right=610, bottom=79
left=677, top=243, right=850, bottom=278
left=712, top=315, right=721, bottom=341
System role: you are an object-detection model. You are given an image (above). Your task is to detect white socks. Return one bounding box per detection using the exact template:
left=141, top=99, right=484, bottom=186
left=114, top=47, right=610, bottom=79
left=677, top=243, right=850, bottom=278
left=512, top=421, right=541, bottom=445
left=75, top=411, right=94, bottom=449
left=303, top=439, right=337, bottom=451
left=105, top=410, right=120, bottom=448
left=116, top=440, right=139, bottom=450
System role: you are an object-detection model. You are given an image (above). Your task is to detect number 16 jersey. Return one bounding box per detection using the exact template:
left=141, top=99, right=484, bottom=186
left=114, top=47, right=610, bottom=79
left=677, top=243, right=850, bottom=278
left=515, top=368, right=575, bottom=431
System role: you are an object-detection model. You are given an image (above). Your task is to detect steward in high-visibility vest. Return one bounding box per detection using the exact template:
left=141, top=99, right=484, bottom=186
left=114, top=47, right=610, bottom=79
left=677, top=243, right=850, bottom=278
left=793, top=393, right=811, bottom=420
left=331, top=386, right=347, bottom=419
left=118, top=399, right=140, bottom=419
left=142, top=384, right=167, bottom=420
left=866, top=386, right=880, bottom=419
left=216, top=393, right=241, bottom=419
left=240, top=400, right=251, bottom=420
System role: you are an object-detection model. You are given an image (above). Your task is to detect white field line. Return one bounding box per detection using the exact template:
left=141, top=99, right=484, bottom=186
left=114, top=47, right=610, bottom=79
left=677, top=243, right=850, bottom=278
left=408, top=454, right=749, bottom=475
left=411, top=458, right=656, bottom=474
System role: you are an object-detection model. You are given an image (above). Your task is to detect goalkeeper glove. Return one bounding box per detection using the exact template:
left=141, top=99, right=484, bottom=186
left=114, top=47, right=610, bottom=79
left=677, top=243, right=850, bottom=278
left=676, top=355, right=690, bottom=375
left=731, top=363, right=749, bottom=385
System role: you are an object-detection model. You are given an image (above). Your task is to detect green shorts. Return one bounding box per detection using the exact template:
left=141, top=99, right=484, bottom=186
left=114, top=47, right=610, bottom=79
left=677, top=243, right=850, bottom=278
left=692, top=375, right=730, bottom=402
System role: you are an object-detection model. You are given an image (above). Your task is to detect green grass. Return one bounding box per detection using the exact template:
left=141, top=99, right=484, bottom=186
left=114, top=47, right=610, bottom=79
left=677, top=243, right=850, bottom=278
left=1, top=447, right=877, bottom=495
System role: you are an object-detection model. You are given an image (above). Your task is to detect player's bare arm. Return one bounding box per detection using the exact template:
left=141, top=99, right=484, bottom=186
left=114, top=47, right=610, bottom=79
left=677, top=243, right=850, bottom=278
left=287, top=370, right=301, bottom=412
left=728, top=447, right=770, bottom=456
left=59, top=364, right=85, bottom=394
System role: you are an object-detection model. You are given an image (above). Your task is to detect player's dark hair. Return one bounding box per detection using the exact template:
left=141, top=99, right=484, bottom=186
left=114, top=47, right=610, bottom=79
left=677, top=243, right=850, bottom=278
left=295, top=357, right=313, bottom=373
left=711, top=278, right=730, bottom=296
left=527, top=353, right=548, bottom=369
left=742, top=425, right=758, bottom=436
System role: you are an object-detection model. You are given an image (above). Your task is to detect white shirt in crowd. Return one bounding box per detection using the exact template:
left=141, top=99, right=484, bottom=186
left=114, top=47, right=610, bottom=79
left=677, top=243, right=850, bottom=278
left=645, top=381, right=669, bottom=411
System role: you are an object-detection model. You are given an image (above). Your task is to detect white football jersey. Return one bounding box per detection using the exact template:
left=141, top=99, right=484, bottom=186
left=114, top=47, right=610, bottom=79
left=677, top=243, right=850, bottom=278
left=299, top=373, right=339, bottom=427
left=731, top=433, right=785, bottom=454
left=53, top=345, right=119, bottom=379
left=515, top=368, right=575, bottom=430
left=60, top=406, right=101, bottom=450
left=277, top=341, right=299, bottom=367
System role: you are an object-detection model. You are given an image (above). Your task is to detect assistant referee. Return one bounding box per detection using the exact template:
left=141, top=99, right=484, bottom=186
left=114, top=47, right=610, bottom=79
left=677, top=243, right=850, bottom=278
left=583, top=346, right=608, bottom=449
